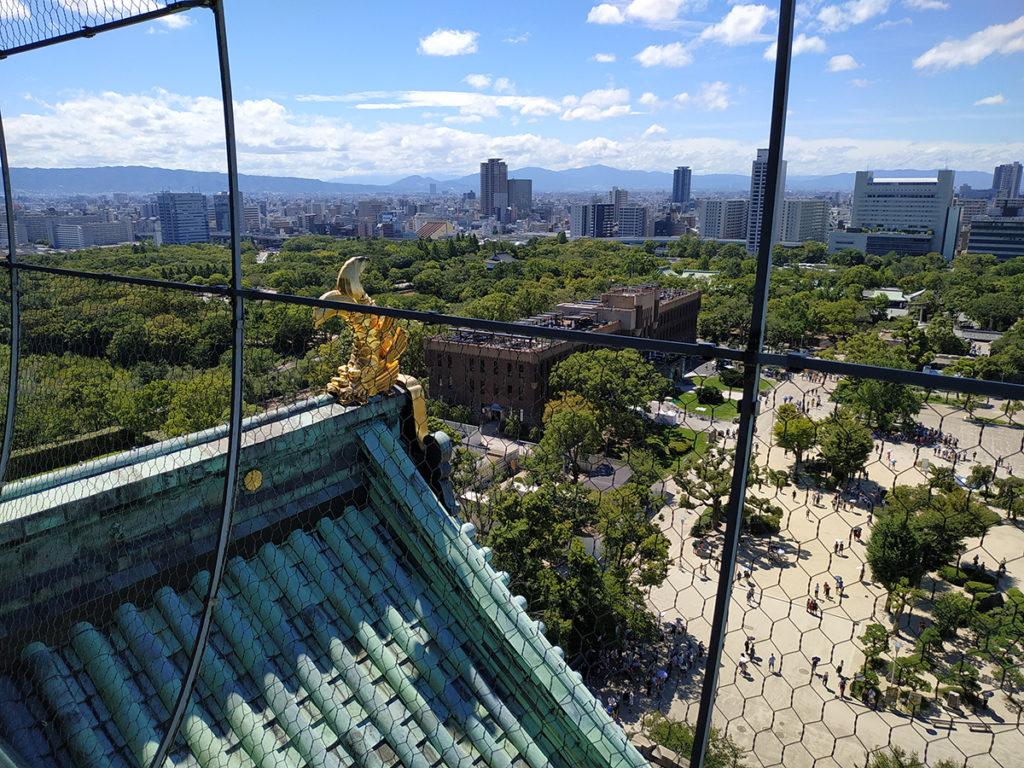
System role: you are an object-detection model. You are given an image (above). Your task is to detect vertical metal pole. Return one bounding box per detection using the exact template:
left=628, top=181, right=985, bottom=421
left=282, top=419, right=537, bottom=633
left=689, top=2, right=795, bottom=765
left=0, top=108, right=20, bottom=490
left=147, top=2, right=244, bottom=765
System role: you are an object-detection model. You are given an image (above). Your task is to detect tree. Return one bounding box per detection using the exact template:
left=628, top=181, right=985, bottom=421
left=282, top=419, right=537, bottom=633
left=816, top=407, right=873, bottom=483
left=867, top=517, right=925, bottom=588
left=934, top=592, right=974, bottom=638
left=549, top=348, right=668, bottom=442
left=772, top=403, right=816, bottom=477
left=644, top=713, right=748, bottom=768
left=860, top=623, right=891, bottom=671
left=675, top=445, right=733, bottom=529
left=926, top=314, right=970, bottom=356
left=833, top=332, right=923, bottom=430
left=533, top=394, right=601, bottom=483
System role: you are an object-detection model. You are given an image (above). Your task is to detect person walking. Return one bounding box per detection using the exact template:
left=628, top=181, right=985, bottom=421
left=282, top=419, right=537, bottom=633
left=821, top=670, right=830, bottom=689
left=814, top=583, right=820, bottom=600
left=838, top=677, right=847, bottom=698
left=810, top=656, right=820, bottom=680
left=768, top=653, right=776, bottom=674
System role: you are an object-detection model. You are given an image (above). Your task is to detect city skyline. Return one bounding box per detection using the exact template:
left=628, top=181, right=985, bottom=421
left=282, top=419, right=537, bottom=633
left=0, top=1, right=1021, bottom=180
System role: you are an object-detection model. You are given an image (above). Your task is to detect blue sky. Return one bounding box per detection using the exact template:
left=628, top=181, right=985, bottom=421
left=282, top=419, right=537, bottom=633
left=0, top=0, right=1021, bottom=180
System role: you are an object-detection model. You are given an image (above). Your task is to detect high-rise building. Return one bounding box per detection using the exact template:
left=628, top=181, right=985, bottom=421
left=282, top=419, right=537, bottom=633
left=849, top=170, right=957, bottom=255
left=967, top=216, right=1024, bottom=261
left=507, top=178, right=532, bottom=215
left=480, top=158, right=508, bottom=219
left=992, top=162, right=1022, bottom=198
left=699, top=199, right=748, bottom=240
left=672, top=167, right=692, bottom=206
left=569, top=203, right=615, bottom=238
left=609, top=186, right=628, bottom=217
left=747, top=148, right=787, bottom=253
left=212, top=191, right=241, bottom=233
left=617, top=205, right=652, bottom=238
left=780, top=199, right=830, bottom=243
left=155, top=192, right=209, bottom=245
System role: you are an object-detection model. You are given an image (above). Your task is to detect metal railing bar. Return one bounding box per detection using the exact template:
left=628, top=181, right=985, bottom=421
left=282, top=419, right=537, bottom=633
left=0, top=108, right=21, bottom=491
left=689, top=1, right=796, bottom=765
left=145, top=2, right=243, bottom=765
left=0, top=1, right=208, bottom=59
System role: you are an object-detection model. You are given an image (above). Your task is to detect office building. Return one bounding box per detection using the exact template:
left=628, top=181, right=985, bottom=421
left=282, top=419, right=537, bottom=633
left=828, top=230, right=935, bottom=257
left=992, top=162, right=1022, bottom=198
left=747, top=148, right=787, bottom=253
left=507, top=178, right=532, bottom=215
left=426, top=286, right=701, bottom=426
left=53, top=220, right=134, bottom=249
left=155, top=192, right=209, bottom=245
left=672, top=166, right=692, bottom=205
left=609, top=186, right=628, bottom=218
left=569, top=203, right=615, bottom=238
left=780, top=199, right=830, bottom=243
left=212, top=191, right=240, bottom=232
left=848, top=170, right=958, bottom=257
left=617, top=205, right=652, bottom=238
left=699, top=199, right=748, bottom=240
left=479, top=158, right=508, bottom=219
left=967, top=216, right=1024, bottom=261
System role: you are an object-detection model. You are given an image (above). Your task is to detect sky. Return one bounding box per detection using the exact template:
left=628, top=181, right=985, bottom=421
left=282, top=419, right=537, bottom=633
left=0, top=0, right=1022, bottom=181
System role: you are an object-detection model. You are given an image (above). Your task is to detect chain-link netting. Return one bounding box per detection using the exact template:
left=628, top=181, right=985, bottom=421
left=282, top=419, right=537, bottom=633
left=0, top=1, right=190, bottom=53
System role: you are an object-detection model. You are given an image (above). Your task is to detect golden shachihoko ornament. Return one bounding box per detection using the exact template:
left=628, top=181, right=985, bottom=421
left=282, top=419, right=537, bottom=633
left=313, top=256, right=429, bottom=444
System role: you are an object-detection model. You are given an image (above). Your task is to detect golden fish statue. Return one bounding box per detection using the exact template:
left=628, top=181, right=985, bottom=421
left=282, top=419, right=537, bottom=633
left=313, top=256, right=428, bottom=443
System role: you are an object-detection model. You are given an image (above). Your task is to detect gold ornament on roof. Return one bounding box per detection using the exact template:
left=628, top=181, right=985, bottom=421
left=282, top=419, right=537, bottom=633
left=313, top=257, right=429, bottom=444
left=313, top=256, right=408, bottom=403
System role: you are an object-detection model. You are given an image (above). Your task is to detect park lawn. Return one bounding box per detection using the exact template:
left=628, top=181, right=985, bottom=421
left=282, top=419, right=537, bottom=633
left=651, top=426, right=709, bottom=477
left=674, top=391, right=740, bottom=422
left=684, top=374, right=774, bottom=394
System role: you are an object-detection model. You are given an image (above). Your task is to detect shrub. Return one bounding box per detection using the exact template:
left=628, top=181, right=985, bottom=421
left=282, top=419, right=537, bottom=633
left=938, top=565, right=969, bottom=586
left=933, top=592, right=974, bottom=637
left=964, top=581, right=995, bottom=596
left=696, top=385, right=726, bottom=405
left=691, top=510, right=717, bottom=537
left=851, top=668, right=881, bottom=700
left=719, top=366, right=744, bottom=388
left=644, top=712, right=748, bottom=768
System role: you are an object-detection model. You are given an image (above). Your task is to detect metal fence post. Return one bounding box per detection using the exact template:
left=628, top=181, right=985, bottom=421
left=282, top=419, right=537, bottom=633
left=689, top=1, right=796, bottom=765
left=0, top=108, right=20, bottom=489
left=146, top=1, right=245, bottom=764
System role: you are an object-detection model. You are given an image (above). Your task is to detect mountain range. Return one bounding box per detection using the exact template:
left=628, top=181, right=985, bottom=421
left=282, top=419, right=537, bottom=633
left=8, top=164, right=995, bottom=196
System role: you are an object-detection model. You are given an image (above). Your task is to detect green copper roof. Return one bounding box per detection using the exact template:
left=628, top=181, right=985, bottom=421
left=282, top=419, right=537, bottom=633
left=0, top=413, right=647, bottom=768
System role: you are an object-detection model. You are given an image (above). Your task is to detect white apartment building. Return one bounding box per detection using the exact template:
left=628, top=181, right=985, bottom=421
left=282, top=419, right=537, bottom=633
left=747, top=148, right=787, bottom=253
left=780, top=199, right=830, bottom=243
left=699, top=199, right=748, bottom=240
left=617, top=205, right=653, bottom=238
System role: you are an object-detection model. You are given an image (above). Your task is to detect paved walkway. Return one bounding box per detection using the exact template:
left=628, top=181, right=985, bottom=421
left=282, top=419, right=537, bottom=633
left=636, top=373, right=1024, bottom=768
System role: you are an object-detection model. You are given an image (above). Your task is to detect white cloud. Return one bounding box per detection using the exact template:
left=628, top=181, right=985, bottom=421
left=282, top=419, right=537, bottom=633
left=850, top=78, right=873, bottom=87
left=828, top=54, right=861, bottom=71
left=493, top=78, right=515, bottom=94
left=764, top=33, right=826, bottom=60
left=504, top=32, right=530, bottom=44
left=592, top=52, right=618, bottom=63
left=299, top=89, right=562, bottom=120
left=914, top=15, right=1024, bottom=70
left=639, top=92, right=661, bottom=107
left=7, top=89, right=1024, bottom=177
left=625, top=0, right=685, bottom=24
left=644, top=124, right=668, bottom=136
left=634, top=41, right=692, bottom=67
left=57, top=0, right=161, bottom=15
left=974, top=93, right=1006, bottom=107
left=0, top=0, right=30, bottom=19
left=418, top=28, right=479, bottom=56
left=875, top=17, right=911, bottom=29
left=818, top=0, right=890, bottom=33
left=674, top=82, right=732, bottom=111
left=463, top=74, right=492, bottom=90
left=146, top=12, right=193, bottom=33
left=905, top=0, right=947, bottom=10
left=700, top=4, right=776, bottom=46
left=587, top=3, right=625, bottom=24
left=561, top=88, right=633, bottom=121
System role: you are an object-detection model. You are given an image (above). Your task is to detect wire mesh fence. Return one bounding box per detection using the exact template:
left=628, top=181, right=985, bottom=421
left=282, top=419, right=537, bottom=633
left=2, top=1, right=1024, bottom=768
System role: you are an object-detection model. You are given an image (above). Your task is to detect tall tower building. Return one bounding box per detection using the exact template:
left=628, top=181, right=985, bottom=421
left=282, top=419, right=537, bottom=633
left=850, top=170, right=955, bottom=254
left=212, top=191, right=241, bottom=233
left=992, top=162, right=1022, bottom=198
left=507, top=178, right=532, bottom=215
left=480, top=158, right=508, bottom=219
left=155, top=192, right=209, bottom=245
left=780, top=199, right=830, bottom=243
left=609, top=187, right=628, bottom=220
left=672, top=167, right=692, bottom=205
left=747, top=148, right=786, bottom=253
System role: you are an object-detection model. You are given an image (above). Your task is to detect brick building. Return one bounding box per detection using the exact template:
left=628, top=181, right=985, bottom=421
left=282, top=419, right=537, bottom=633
left=426, top=286, right=701, bottom=426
